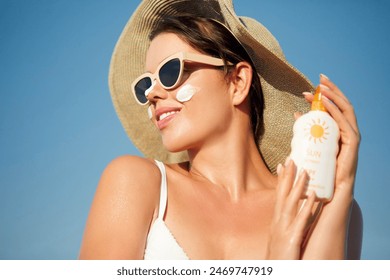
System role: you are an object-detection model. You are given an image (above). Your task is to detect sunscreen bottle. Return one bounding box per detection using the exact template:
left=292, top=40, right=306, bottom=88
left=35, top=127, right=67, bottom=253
left=290, top=86, right=340, bottom=201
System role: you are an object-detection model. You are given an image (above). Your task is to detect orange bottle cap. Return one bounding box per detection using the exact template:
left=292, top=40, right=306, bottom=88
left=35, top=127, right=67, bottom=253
left=311, top=86, right=327, bottom=112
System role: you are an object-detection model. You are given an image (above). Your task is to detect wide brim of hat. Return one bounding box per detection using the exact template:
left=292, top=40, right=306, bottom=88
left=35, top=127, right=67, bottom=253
left=109, top=0, right=314, bottom=174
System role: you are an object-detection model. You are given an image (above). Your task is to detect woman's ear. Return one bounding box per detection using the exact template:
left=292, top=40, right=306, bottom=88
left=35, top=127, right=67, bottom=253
left=229, top=61, right=253, bottom=106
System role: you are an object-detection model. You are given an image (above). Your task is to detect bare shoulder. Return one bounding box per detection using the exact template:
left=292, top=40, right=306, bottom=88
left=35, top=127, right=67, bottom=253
left=79, top=155, right=162, bottom=259
left=100, top=155, right=161, bottom=190
left=95, top=155, right=162, bottom=210
left=347, top=199, right=363, bottom=259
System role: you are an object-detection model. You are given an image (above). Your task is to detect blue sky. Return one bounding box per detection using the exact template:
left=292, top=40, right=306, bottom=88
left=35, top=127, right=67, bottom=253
left=1, top=0, right=389, bottom=260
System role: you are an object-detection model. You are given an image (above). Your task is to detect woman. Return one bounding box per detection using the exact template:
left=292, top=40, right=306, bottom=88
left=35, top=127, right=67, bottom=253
left=79, top=0, right=362, bottom=259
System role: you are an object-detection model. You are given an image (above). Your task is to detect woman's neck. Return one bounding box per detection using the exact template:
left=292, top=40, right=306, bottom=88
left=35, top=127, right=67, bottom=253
left=187, top=132, right=276, bottom=201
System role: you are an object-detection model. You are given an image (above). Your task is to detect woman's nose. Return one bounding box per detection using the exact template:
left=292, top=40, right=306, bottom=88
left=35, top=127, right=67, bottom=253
left=146, top=79, right=168, bottom=102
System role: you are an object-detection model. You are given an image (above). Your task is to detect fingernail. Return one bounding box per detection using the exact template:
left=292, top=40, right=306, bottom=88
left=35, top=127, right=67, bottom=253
left=302, top=91, right=312, bottom=96
left=319, top=84, right=331, bottom=91
left=276, top=163, right=283, bottom=175
left=285, top=156, right=291, bottom=167
left=320, top=73, right=330, bottom=80
left=321, top=94, right=330, bottom=101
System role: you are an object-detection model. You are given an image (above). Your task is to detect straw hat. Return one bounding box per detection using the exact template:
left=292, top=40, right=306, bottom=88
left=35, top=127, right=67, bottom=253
left=109, top=0, right=314, bottom=174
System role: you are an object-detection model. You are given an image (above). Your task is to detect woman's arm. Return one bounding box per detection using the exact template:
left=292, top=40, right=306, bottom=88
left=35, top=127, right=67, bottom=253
left=301, top=74, right=362, bottom=259
left=267, top=75, right=362, bottom=259
left=347, top=200, right=363, bottom=259
left=79, top=156, right=161, bottom=259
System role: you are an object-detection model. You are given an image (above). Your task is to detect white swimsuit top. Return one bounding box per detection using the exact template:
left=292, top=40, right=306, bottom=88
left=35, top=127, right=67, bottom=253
left=143, top=160, right=190, bottom=260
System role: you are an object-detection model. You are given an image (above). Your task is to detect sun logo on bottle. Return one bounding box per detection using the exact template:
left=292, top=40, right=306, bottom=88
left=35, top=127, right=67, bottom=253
left=304, top=118, right=329, bottom=143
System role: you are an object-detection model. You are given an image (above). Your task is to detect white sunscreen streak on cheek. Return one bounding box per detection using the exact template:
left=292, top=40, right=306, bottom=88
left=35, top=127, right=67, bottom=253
left=147, top=106, right=153, bottom=120
left=144, top=80, right=156, bottom=97
left=176, top=84, right=199, bottom=102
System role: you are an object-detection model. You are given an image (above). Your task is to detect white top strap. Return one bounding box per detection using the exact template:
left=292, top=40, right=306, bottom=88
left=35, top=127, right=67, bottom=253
left=154, top=160, right=168, bottom=220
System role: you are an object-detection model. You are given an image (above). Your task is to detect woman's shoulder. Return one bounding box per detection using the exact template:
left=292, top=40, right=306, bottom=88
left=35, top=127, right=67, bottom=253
left=101, top=155, right=162, bottom=188
left=96, top=155, right=165, bottom=215
left=98, top=155, right=190, bottom=200
left=79, top=155, right=163, bottom=259
left=104, top=154, right=157, bottom=170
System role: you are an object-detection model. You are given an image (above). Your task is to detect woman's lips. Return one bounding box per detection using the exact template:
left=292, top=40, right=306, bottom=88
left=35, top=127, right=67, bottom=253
left=155, top=107, right=181, bottom=130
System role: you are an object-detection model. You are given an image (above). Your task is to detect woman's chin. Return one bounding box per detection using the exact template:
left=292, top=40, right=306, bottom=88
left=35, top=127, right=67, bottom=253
left=161, top=128, right=197, bottom=154
left=162, top=139, right=191, bottom=154
left=163, top=144, right=188, bottom=154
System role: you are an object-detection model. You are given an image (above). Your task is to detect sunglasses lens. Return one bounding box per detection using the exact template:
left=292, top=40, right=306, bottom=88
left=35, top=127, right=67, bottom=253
left=159, top=58, right=181, bottom=88
left=134, top=77, right=152, bottom=104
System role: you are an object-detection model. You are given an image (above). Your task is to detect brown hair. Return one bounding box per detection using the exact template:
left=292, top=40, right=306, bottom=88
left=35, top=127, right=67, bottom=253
left=150, top=15, right=264, bottom=147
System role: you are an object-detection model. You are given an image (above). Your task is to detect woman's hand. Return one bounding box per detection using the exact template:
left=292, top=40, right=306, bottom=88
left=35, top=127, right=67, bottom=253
left=300, top=74, right=362, bottom=259
left=320, top=74, right=360, bottom=196
left=266, top=158, right=317, bottom=259
left=303, top=74, right=360, bottom=198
